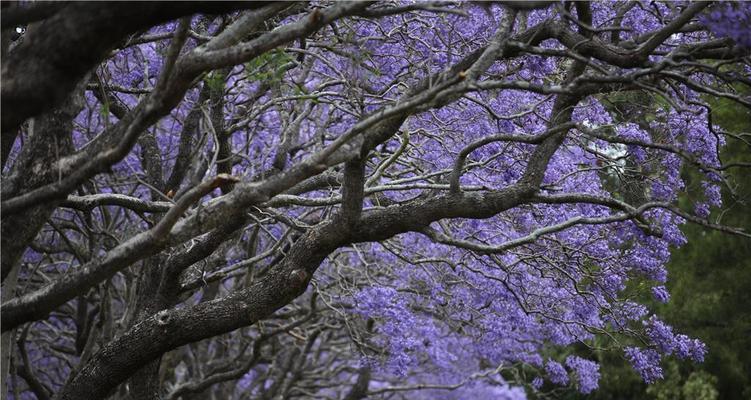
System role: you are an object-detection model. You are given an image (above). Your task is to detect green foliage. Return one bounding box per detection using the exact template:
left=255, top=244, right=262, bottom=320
left=646, top=361, right=719, bottom=400
left=204, top=71, right=226, bottom=93
left=99, top=102, right=110, bottom=118
left=244, top=48, right=295, bottom=84
left=682, top=371, right=720, bottom=400
left=659, top=94, right=751, bottom=400
left=560, top=94, right=751, bottom=400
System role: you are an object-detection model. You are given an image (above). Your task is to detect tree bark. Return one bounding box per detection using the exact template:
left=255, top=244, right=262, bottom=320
left=1, top=2, right=270, bottom=162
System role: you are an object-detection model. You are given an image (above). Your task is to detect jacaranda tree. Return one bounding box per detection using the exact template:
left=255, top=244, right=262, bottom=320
left=2, top=1, right=750, bottom=399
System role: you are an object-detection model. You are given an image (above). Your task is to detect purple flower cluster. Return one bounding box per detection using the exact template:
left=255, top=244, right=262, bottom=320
left=644, top=316, right=707, bottom=362
left=701, top=2, right=751, bottom=48
left=651, top=285, right=671, bottom=304
left=625, top=347, right=664, bottom=384
left=545, top=360, right=569, bottom=385
left=565, top=356, right=601, bottom=394
left=7, top=2, right=736, bottom=398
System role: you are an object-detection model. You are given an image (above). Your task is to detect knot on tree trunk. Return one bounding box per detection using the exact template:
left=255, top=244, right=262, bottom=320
left=288, top=269, right=310, bottom=292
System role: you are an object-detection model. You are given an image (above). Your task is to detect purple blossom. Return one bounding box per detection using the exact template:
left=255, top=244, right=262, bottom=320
left=694, top=202, right=711, bottom=219
left=651, top=286, right=671, bottom=304
left=701, top=2, right=751, bottom=48
left=565, top=356, right=600, bottom=394
left=644, top=316, right=707, bottom=362
left=531, top=376, right=544, bottom=390
left=2, top=3, right=736, bottom=399
left=624, top=347, right=664, bottom=384
left=545, top=360, right=569, bottom=385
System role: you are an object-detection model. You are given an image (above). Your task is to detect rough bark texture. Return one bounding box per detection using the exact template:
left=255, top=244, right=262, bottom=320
left=1, top=2, right=269, bottom=159
left=3, top=2, right=748, bottom=398
left=1, top=83, right=85, bottom=281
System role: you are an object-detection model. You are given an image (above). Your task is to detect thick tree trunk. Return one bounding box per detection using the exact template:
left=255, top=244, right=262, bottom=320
left=118, top=256, right=174, bottom=400
left=1, top=83, right=84, bottom=281
left=0, top=2, right=269, bottom=140
left=1, top=266, right=19, bottom=397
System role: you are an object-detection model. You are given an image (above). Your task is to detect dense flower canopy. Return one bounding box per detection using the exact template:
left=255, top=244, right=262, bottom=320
left=1, top=1, right=750, bottom=399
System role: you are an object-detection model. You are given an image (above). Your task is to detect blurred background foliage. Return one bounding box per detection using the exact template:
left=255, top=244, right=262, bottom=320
left=574, top=93, right=750, bottom=399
